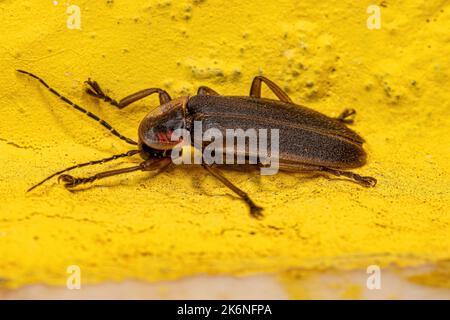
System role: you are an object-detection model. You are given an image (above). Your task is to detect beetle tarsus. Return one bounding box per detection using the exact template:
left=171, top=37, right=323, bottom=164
left=58, top=174, right=94, bottom=188
left=241, top=194, right=264, bottom=219
left=85, top=78, right=120, bottom=106
left=357, top=175, right=377, bottom=187
left=249, top=204, right=264, bottom=219
left=337, top=108, right=357, bottom=124
left=321, top=167, right=377, bottom=188
left=58, top=174, right=77, bottom=187
left=346, top=172, right=377, bottom=187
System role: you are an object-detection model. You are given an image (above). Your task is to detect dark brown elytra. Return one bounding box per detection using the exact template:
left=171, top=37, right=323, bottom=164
left=17, top=70, right=377, bottom=219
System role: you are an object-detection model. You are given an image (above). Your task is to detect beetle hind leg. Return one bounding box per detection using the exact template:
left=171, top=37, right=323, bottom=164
left=321, top=167, right=377, bottom=187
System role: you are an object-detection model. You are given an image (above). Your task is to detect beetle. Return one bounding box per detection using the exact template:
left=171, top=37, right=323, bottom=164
left=18, top=70, right=376, bottom=219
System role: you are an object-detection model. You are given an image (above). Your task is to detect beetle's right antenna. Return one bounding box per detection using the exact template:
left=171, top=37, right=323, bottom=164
left=27, top=149, right=140, bottom=192
left=16, top=70, right=138, bottom=146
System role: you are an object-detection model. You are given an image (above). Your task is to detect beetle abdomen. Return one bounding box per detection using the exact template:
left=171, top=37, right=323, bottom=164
left=187, top=95, right=367, bottom=169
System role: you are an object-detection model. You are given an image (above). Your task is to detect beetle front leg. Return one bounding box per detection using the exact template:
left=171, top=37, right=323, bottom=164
left=58, top=158, right=172, bottom=188
left=203, top=165, right=263, bottom=219
left=336, top=108, right=356, bottom=124
left=321, top=167, right=377, bottom=187
left=27, top=149, right=140, bottom=192
left=249, top=76, right=293, bottom=103
left=85, top=79, right=171, bottom=109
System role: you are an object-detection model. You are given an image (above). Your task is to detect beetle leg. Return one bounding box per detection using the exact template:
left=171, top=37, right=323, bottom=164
left=203, top=165, right=264, bottom=219
left=85, top=79, right=171, bottom=109
left=27, top=150, right=140, bottom=192
left=321, top=167, right=377, bottom=187
left=277, top=161, right=376, bottom=187
left=197, top=86, right=219, bottom=96
left=58, top=158, right=172, bottom=188
left=336, top=108, right=356, bottom=124
left=249, top=76, right=293, bottom=103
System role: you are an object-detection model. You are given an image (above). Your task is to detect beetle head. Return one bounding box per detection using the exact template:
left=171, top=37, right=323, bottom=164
left=138, top=96, right=188, bottom=155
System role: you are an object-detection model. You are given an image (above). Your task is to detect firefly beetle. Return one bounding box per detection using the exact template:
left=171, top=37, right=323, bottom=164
left=18, top=70, right=376, bottom=219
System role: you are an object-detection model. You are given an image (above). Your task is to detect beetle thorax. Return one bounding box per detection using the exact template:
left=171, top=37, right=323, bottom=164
left=138, top=96, right=188, bottom=153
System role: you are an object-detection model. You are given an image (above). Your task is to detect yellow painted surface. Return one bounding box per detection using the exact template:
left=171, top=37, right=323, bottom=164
left=0, top=0, right=449, bottom=291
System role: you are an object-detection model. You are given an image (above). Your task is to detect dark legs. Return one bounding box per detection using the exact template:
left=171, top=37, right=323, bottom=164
left=27, top=150, right=140, bottom=192
left=59, top=158, right=172, bottom=188
left=279, top=161, right=377, bottom=188
left=85, top=79, right=171, bottom=109
left=197, top=76, right=293, bottom=103
left=248, top=76, right=358, bottom=123
left=197, top=86, right=219, bottom=96
left=250, top=76, right=293, bottom=103
left=203, top=165, right=263, bottom=219
left=337, top=108, right=356, bottom=124
left=320, top=167, right=377, bottom=187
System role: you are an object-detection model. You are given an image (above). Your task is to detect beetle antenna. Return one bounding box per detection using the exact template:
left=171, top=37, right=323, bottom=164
left=16, top=70, right=138, bottom=146
left=27, top=149, right=140, bottom=192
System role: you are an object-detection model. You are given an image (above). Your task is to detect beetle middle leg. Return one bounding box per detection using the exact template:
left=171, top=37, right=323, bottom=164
left=197, top=86, right=219, bottom=96
left=336, top=108, right=357, bottom=124
left=249, top=76, right=293, bottom=103
left=58, top=158, right=172, bottom=188
left=203, top=164, right=263, bottom=219
left=85, top=79, right=171, bottom=109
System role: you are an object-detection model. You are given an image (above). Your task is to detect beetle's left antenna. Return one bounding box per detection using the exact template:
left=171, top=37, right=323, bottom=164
left=16, top=70, right=138, bottom=146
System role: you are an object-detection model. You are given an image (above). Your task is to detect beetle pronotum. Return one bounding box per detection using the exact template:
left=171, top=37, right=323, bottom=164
left=18, top=70, right=376, bottom=219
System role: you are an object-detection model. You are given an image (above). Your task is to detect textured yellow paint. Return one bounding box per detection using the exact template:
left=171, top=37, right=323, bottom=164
left=407, top=260, right=450, bottom=288
left=1, top=0, right=449, bottom=290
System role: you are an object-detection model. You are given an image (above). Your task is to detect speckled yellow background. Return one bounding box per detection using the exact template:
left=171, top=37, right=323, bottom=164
left=0, top=0, right=449, bottom=290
